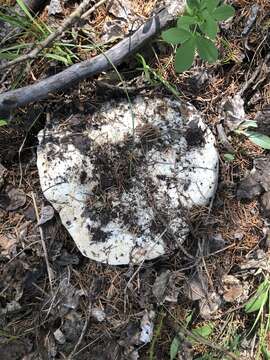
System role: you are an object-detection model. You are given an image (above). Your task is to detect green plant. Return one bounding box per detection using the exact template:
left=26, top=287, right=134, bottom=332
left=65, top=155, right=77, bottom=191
left=161, top=0, right=235, bottom=72
left=223, top=153, right=235, bottom=162
left=235, top=120, right=270, bottom=150
left=244, top=276, right=270, bottom=359
left=170, top=335, right=181, bottom=360
left=0, top=2, right=79, bottom=67
left=169, top=310, right=215, bottom=360
left=0, top=119, right=8, bottom=126
left=148, top=312, right=165, bottom=360
left=137, top=54, right=181, bottom=99
left=192, top=323, right=214, bottom=340
left=170, top=323, right=214, bottom=360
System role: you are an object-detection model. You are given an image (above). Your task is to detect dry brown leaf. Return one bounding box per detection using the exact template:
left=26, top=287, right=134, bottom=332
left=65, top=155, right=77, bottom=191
left=222, top=275, right=243, bottom=303
left=199, top=292, right=221, bottom=319
left=0, top=163, right=7, bottom=188
left=0, top=233, right=17, bottom=256
left=0, top=185, right=26, bottom=211
left=184, top=274, right=208, bottom=301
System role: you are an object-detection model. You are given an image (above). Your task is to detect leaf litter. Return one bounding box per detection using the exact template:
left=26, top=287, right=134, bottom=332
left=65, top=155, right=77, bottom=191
left=37, top=204, right=54, bottom=226
left=0, top=0, right=270, bottom=358
left=0, top=184, right=26, bottom=211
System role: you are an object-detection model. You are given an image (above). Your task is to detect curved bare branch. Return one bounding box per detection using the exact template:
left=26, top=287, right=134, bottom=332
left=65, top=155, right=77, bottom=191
left=0, top=8, right=178, bottom=116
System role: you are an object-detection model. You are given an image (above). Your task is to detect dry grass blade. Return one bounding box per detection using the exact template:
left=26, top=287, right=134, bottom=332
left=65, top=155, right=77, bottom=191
left=124, top=228, right=168, bottom=294
left=0, top=7, right=178, bottom=113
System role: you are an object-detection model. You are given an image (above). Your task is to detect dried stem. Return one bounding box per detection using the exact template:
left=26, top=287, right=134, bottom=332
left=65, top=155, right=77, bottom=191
left=0, top=7, right=179, bottom=114
left=31, top=192, right=53, bottom=291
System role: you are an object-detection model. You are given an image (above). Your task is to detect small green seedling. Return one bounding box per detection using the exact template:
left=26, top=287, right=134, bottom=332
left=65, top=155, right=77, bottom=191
left=161, top=0, right=235, bottom=72
left=191, top=323, right=214, bottom=340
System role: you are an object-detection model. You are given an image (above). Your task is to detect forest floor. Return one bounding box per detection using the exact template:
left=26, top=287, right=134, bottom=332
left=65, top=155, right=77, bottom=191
left=0, top=0, right=270, bottom=359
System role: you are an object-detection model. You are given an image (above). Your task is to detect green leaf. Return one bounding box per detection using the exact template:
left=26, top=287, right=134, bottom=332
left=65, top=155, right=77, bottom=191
left=245, top=280, right=270, bottom=313
left=204, top=0, right=220, bottom=12
left=244, top=130, right=270, bottom=150
left=185, top=310, right=193, bottom=325
left=0, top=43, right=32, bottom=52
left=175, top=37, right=195, bottom=72
left=192, top=323, right=214, bottom=339
left=45, top=53, right=69, bottom=65
left=212, top=4, right=235, bottom=21
left=0, top=42, right=33, bottom=60
left=170, top=336, right=181, bottom=360
left=224, top=153, right=235, bottom=162
left=262, top=345, right=270, bottom=360
left=16, top=0, right=34, bottom=19
left=240, top=120, right=258, bottom=129
left=0, top=53, right=20, bottom=60
left=0, top=119, right=8, bottom=126
left=162, top=28, right=192, bottom=44
left=187, top=0, right=201, bottom=10
left=185, top=7, right=194, bottom=16
left=200, top=16, right=218, bottom=39
left=0, top=11, right=30, bottom=30
left=137, top=54, right=151, bottom=82
left=16, top=0, right=46, bottom=34
left=195, top=35, right=218, bottom=63
left=177, top=15, right=197, bottom=29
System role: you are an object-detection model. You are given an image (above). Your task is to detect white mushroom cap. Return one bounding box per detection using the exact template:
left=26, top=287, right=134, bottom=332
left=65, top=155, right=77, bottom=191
left=37, top=96, right=218, bottom=265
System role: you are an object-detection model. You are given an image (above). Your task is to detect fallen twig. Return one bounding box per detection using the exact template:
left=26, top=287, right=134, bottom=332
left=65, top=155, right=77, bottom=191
left=81, top=0, right=107, bottom=19
left=124, top=228, right=168, bottom=295
left=31, top=192, right=54, bottom=291
left=68, top=302, right=92, bottom=359
left=0, top=7, right=180, bottom=115
left=67, top=279, right=97, bottom=360
left=0, top=0, right=107, bottom=71
left=216, top=123, right=235, bottom=153
left=239, top=52, right=270, bottom=95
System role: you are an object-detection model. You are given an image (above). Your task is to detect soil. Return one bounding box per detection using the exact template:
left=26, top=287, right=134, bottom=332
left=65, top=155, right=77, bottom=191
left=0, top=0, right=270, bottom=359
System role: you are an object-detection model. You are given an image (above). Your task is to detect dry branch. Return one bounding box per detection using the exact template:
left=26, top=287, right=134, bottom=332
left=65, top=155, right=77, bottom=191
left=0, top=0, right=107, bottom=71
left=0, top=8, right=176, bottom=115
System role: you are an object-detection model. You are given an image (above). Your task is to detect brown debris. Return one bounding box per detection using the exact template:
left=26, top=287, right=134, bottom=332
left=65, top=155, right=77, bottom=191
left=0, top=185, right=26, bottom=211
left=0, top=0, right=270, bottom=358
left=221, top=275, right=243, bottom=303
